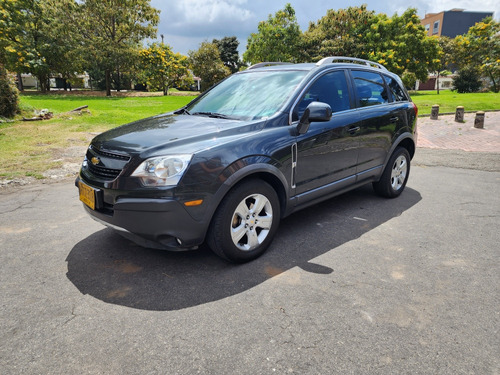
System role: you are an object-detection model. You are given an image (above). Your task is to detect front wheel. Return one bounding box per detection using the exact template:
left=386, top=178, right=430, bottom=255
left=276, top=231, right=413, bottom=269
left=373, top=147, right=411, bottom=198
left=207, top=179, right=280, bottom=263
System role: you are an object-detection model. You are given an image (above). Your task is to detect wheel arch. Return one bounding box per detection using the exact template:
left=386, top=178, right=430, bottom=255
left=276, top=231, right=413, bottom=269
left=221, top=164, right=289, bottom=214
left=233, top=171, right=288, bottom=218
left=205, top=162, right=290, bottom=230
left=397, top=136, right=416, bottom=160
left=384, top=133, right=415, bottom=167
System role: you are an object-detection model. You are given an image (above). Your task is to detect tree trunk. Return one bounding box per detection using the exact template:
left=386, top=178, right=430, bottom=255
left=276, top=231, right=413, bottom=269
left=37, top=73, right=49, bottom=93
left=489, top=72, right=498, bottom=93
left=436, top=72, right=440, bottom=95
left=105, top=69, right=111, bottom=96
left=116, top=68, right=121, bottom=92
left=17, top=72, right=23, bottom=91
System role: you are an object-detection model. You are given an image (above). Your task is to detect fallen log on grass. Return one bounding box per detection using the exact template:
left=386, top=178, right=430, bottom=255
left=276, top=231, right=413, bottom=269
left=69, top=105, right=88, bottom=112
left=22, top=112, right=53, bottom=121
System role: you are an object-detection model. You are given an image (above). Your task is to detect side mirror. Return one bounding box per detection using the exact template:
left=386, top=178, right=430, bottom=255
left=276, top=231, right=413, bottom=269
left=297, top=102, right=332, bottom=135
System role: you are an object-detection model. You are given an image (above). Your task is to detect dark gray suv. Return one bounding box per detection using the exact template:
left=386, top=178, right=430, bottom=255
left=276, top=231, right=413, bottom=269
left=76, top=57, right=418, bottom=262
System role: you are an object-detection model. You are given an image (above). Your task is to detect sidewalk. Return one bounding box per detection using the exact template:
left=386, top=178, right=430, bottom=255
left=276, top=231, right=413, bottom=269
left=417, top=111, right=500, bottom=153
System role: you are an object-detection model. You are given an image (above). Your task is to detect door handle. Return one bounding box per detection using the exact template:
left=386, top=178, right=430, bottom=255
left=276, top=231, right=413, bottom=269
left=390, top=116, right=399, bottom=122
left=348, top=126, right=360, bottom=134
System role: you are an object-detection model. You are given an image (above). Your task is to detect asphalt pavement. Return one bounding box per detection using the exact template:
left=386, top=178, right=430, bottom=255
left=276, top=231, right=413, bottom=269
left=0, top=115, right=499, bottom=374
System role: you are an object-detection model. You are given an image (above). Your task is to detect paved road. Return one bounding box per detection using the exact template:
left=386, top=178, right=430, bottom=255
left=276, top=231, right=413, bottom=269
left=1, top=150, right=499, bottom=374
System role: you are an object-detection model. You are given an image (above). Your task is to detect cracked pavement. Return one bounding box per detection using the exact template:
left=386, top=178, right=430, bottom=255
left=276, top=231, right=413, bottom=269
left=0, top=150, right=499, bottom=374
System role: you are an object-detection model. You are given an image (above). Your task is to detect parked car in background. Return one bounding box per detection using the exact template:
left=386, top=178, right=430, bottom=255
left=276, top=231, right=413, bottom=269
left=76, top=57, right=418, bottom=262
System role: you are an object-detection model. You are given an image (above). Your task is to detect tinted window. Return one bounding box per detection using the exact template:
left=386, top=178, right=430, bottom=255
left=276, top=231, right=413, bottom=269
left=352, top=70, right=389, bottom=107
left=295, top=70, right=350, bottom=119
left=384, top=75, right=408, bottom=102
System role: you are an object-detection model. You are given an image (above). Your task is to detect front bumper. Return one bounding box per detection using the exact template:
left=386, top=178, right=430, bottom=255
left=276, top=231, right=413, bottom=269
left=76, top=177, right=208, bottom=250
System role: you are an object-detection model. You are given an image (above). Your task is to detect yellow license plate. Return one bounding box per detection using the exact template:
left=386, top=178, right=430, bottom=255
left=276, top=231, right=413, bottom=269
left=79, top=181, right=95, bottom=210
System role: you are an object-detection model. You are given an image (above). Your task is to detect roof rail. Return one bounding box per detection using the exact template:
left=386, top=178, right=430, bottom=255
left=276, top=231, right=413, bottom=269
left=247, top=62, right=294, bottom=70
left=316, top=57, right=388, bottom=71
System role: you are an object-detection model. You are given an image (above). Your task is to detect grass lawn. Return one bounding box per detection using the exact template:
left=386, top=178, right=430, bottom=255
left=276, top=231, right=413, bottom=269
left=0, top=93, right=196, bottom=180
left=1, top=90, right=499, bottom=180
left=18, top=93, right=196, bottom=130
left=410, top=90, right=500, bottom=115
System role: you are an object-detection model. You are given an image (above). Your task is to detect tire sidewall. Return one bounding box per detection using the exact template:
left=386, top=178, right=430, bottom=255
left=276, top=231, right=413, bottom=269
left=374, top=147, right=411, bottom=198
left=386, top=147, right=410, bottom=197
left=210, top=180, right=281, bottom=262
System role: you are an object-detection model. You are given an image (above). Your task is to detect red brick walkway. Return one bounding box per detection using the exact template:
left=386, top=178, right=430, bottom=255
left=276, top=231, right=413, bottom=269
left=417, top=112, right=500, bottom=153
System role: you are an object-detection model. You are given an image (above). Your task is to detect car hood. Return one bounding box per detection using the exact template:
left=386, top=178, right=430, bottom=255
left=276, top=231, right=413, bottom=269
left=91, top=113, right=264, bottom=156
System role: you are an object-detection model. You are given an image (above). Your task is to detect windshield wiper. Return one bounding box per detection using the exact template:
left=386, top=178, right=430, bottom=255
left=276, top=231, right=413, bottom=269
left=191, top=111, right=232, bottom=119
left=174, top=107, right=191, bottom=115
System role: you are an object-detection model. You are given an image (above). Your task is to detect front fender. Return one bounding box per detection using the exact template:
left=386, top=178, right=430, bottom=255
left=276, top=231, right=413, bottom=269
left=181, top=157, right=290, bottom=244
left=216, top=156, right=290, bottom=207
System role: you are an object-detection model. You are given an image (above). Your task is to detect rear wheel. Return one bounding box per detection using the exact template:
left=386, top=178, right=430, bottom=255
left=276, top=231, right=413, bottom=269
left=373, top=147, right=410, bottom=198
left=207, top=179, right=280, bottom=262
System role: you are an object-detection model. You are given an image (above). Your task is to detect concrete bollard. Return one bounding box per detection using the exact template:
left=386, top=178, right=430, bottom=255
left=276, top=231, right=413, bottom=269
left=474, top=111, right=485, bottom=129
left=430, top=105, right=439, bottom=120
left=455, top=106, right=465, bottom=122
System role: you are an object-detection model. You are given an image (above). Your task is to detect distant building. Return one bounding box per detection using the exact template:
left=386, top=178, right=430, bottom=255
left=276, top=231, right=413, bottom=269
left=416, top=73, right=455, bottom=91
left=421, top=9, right=494, bottom=38
left=20, top=73, right=90, bottom=90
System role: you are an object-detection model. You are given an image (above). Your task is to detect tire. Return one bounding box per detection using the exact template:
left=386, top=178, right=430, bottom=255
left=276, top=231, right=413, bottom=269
left=207, top=179, right=280, bottom=263
left=373, top=147, right=411, bottom=198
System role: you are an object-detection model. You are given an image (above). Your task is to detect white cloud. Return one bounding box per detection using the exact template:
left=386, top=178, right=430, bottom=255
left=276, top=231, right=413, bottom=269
left=175, top=0, right=253, bottom=24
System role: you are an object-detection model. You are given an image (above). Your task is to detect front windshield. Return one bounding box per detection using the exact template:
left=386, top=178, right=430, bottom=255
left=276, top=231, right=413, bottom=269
left=187, top=70, right=307, bottom=120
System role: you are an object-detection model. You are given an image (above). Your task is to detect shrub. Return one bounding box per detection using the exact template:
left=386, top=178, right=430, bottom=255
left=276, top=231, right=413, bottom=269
left=453, top=66, right=482, bottom=93
left=0, top=64, right=19, bottom=118
left=402, top=71, right=417, bottom=90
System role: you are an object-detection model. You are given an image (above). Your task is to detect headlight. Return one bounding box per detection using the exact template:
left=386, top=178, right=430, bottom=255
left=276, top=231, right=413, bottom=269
left=131, top=154, right=193, bottom=186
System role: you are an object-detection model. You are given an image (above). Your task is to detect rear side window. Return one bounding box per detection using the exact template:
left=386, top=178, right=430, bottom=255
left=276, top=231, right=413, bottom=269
left=384, top=74, right=408, bottom=102
left=295, top=70, right=351, bottom=120
left=352, top=70, right=389, bottom=107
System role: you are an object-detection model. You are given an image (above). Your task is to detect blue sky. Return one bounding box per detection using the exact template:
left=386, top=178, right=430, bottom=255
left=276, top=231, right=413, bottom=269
left=149, top=0, right=498, bottom=56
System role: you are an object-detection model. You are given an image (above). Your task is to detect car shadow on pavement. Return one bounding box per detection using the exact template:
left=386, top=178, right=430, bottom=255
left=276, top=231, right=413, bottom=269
left=66, top=185, right=421, bottom=311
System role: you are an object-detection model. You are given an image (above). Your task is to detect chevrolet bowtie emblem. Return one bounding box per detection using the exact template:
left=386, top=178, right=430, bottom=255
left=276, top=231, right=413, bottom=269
left=91, top=156, right=100, bottom=165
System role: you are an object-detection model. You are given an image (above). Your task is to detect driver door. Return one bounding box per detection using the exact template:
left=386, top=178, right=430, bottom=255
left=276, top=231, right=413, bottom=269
left=293, top=70, right=362, bottom=197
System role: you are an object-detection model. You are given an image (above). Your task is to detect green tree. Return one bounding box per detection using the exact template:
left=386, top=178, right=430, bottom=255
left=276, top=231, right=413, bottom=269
left=77, top=0, right=159, bottom=96
left=0, top=0, right=83, bottom=92
left=139, top=43, right=192, bottom=95
left=1, top=0, right=52, bottom=92
left=243, top=3, right=302, bottom=64
left=302, top=5, right=375, bottom=62
left=302, top=7, right=439, bottom=82
left=189, top=42, right=230, bottom=91
left=44, top=0, right=85, bottom=91
left=434, top=36, right=455, bottom=94
left=0, top=63, right=19, bottom=118
left=364, top=9, right=440, bottom=82
left=213, top=36, right=240, bottom=73
left=455, top=18, right=500, bottom=92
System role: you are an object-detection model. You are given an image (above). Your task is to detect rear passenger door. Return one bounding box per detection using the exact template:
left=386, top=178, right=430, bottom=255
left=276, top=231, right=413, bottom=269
left=350, top=70, right=406, bottom=179
left=293, top=70, right=361, bottom=196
